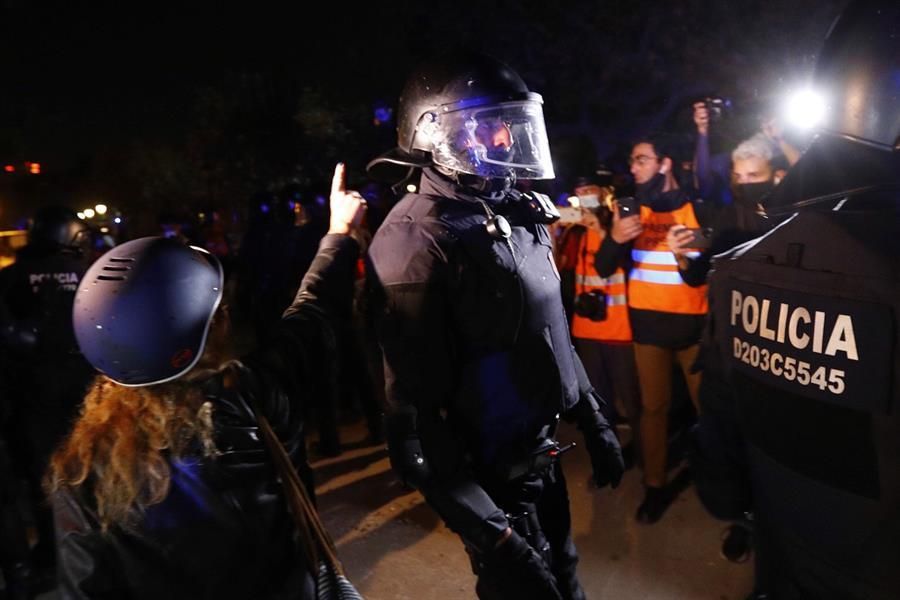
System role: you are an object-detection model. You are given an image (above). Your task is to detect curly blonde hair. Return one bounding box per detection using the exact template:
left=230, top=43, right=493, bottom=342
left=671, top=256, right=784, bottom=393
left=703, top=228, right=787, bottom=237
left=46, top=375, right=218, bottom=531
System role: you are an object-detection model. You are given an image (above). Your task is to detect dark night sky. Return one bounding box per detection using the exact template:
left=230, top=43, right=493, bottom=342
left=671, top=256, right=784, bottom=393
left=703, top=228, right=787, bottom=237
left=0, top=1, right=846, bottom=227
left=2, top=9, right=340, bottom=165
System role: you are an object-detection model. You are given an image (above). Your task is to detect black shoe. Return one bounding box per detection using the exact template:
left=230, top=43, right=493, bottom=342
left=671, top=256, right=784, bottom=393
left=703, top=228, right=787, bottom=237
left=721, top=523, right=753, bottom=563
left=636, top=486, right=668, bottom=524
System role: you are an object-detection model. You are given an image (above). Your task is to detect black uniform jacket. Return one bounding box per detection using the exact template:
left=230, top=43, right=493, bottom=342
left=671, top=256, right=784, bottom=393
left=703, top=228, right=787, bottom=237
left=0, top=246, right=94, bottom=477
left=52, top=234, right=359, bottom=600
left=367, top=169, right=594, bottom=549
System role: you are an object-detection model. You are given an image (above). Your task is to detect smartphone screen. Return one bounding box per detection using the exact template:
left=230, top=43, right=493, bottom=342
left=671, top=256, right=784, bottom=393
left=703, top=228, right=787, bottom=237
left=686, top=227, right=714, bottom=249
left=557, top=207, right=582, bottom=224
left=617, top=197, right=638, bottom=218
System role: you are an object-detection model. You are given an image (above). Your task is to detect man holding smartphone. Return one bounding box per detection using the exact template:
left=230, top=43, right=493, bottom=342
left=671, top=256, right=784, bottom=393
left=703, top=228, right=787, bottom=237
left=595, top=136, right=708, bottom=523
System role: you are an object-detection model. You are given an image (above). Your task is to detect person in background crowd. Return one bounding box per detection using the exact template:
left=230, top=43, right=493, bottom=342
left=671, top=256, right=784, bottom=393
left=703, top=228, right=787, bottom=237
left=596, top=136, right=708, bottom=524
left=668, top=135, right=778, bottom=288
left=561, top=178, right=641, bottom=460
left=0, top=206, right=95, bottom=596
left=667, top=133, right=783, bottom=566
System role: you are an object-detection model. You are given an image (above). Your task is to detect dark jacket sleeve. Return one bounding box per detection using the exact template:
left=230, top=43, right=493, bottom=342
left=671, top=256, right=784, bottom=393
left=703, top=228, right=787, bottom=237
left=368, top=220, right=509, bottom=553
left=678, top=252, right=713, bottom=288
left=53, top=489, right=124, bottom=599
left=243, top=233, right=359, bottom=431
left=283, top=233, right=359, bottom=323
left=677, top=205, right=747, bottom=288
left=694, top=133, right=734, bottom=208
left=594, top=235, right=631, bottom=278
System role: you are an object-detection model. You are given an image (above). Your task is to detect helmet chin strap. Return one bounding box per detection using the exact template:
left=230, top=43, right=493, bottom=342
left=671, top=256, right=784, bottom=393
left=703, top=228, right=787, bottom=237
left=436, top=166, right=516, bottom=201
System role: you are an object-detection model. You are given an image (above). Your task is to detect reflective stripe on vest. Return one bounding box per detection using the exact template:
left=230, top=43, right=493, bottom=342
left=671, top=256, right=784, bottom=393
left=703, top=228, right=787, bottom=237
left=627, top=202, right=708, bottom=315
left=606, top=294, right=628, bottom=306
left=572, top=228, right=632, bottom=342
left=575, top=272, right=626, bottom=287
left=632, top=250, right=700, bottom=266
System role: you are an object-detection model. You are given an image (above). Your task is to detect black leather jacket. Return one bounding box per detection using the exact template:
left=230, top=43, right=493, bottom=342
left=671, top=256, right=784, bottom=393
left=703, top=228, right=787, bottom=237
left=52, top=234, right=359, bottom=600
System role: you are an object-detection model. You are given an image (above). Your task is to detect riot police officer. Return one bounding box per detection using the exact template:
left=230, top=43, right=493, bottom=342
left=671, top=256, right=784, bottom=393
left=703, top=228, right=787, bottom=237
left=695, top=1, right=900, bottom=597
left=366, top=53, right=624, bottom=600
left=0, top=205, right=94, bottom=587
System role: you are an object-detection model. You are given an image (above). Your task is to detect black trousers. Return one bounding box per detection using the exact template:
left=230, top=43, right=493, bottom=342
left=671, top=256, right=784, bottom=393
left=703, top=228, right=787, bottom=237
left=573, top=338, right=641, bottom=430
left=474, top=462, right=585, bottom=600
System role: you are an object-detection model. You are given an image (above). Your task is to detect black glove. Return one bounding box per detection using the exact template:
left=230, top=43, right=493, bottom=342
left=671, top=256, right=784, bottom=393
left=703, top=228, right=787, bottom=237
left=474, top=530, right=563, bottom=600
left=571, top=392, right=625, bottom=489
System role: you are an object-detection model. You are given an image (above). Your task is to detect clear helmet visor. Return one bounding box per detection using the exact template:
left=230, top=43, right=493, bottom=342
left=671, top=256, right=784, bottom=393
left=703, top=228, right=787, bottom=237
left=427, top=101, right=555, bottom=180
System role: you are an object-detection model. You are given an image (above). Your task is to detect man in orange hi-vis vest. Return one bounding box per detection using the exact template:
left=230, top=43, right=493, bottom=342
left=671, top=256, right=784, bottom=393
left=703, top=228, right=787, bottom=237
left=595, top=136, right=708, bottom=524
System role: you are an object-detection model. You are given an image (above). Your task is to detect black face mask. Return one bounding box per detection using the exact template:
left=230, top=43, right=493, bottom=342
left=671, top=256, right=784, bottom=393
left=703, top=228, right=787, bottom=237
left=456, top=172, right=516, bottom=202
left=733, top=180, right=775, bottom=209
left=635, top=172, right=666, bottom=203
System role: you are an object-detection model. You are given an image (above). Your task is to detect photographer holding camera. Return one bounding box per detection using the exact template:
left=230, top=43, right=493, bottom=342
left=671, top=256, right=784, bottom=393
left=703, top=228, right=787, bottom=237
left=564, top=178, right=641, bottom=461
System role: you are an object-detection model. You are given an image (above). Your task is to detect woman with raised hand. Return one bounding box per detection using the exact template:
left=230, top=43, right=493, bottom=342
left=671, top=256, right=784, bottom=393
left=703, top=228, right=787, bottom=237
left=47, top=164, right=365, bottom=599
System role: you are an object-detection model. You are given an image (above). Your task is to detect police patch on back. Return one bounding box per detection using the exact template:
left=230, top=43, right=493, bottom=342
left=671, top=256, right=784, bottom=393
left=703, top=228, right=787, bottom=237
left=717, top=278, right=892, bottom=412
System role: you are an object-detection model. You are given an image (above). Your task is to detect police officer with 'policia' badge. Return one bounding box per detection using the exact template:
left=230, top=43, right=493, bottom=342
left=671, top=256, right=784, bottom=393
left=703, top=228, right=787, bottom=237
left=694, top=1, right=900, bottom=597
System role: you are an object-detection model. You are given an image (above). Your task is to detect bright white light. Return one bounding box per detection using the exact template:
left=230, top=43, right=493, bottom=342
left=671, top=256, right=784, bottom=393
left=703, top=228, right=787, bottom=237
left=77, top=212, right=86, bottom=220
left=568, top=195, right=580, bottom=208
left=406, top=184, right=417, bottom=193
left=83, top=208, right=96, bottom=219
left=95, top=204, right=108, bottom=215
left=785, top=89, right=827, bottom=130
left=114, top=217, right=122, bottom=224
left=100, top=227, right=109, bottom=233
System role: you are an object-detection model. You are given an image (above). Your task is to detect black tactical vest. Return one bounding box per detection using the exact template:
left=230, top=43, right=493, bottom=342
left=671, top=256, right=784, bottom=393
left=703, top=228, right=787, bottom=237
left=709, top=200, right=900, bottom=598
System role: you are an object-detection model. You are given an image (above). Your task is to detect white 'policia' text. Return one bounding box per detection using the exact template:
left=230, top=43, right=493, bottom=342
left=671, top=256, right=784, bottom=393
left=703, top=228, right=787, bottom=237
left=730, top=290, right=858, bottom=361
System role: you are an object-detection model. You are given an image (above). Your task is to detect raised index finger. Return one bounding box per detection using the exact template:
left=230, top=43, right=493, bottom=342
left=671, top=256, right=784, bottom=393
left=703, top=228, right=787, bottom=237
left=331, top=162, right=346, bottom=197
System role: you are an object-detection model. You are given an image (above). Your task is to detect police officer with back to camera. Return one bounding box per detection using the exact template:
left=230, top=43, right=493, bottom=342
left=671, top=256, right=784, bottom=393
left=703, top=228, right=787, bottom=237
left=0, top=205, right=95, bottom=587
left=693, top=1, right=900, bottom=598
left=366, top=53, right=624, bottom=600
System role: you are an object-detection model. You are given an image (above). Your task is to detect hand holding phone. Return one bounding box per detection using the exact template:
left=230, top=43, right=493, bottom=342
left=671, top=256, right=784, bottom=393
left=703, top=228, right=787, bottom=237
left=684, top=227, right=715, bottom=249
left=557, top=207, right=582, bottom=225
left=616, top=196, right=639, bottom=219
left=611, top=197, right=642, bottom=243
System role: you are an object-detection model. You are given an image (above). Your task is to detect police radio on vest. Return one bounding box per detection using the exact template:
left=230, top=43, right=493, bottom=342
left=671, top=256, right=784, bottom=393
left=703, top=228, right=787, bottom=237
left=730, top=290, right=858, bottom=361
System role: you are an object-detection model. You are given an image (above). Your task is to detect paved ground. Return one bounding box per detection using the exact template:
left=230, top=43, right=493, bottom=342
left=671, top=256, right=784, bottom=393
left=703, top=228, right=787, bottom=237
left=314, top=421, right=753, bottom=600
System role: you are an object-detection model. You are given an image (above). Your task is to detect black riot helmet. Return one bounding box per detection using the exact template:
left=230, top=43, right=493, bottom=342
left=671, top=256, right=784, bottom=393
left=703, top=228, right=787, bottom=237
left=367, top=52, right=555, bottom=185
left=764, top=0, right=900, bottom=213
left=28, top=205, right=91, bottom=253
